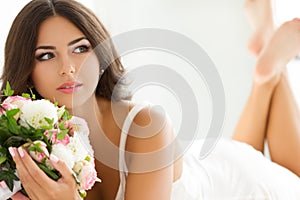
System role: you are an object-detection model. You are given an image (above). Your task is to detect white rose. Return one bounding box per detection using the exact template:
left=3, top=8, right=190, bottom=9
left=51, top=143, right=75, bottom=169
left=20, top=99, right=58, bottom=129
left=71, top=117, right=94, bottom=156
left=67, top=133, right=89, bottom=162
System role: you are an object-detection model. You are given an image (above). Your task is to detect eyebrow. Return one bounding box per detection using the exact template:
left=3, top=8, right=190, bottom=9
left=35, top=37, right=87, bottom=51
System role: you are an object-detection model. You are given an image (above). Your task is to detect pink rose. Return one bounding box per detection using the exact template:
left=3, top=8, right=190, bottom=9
left=1, top=96, right=31, bottom=119
left=55, top=133, right=70, bottom=145
left=64, top=120, right=75, bottom=136
left=74, top=160, right=98, bottom=190
left=28, top=141, right=50, bottom=163
left=2, top=96, right=31, bottom=110
left=1, top=103, right=18, bottom=112
left=44, top=130, right=70, bottom=146
left=44, top=130, right=52, bottom=140
left=64, top=120, right=73, bottom=129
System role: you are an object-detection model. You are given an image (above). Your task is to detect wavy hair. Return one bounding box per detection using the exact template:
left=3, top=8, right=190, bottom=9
left=1, top=0, right=131, bottom=101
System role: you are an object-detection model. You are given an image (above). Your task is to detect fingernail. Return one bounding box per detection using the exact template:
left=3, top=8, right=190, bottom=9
left=8, top=147, right=15, bottom=157
left=50, top=154, right=59, bottom=163
left=18, top=147, right=24, bottom=158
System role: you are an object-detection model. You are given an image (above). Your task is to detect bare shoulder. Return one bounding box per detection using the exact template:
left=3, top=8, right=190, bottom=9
left=125, top=103, right=175, bottom=153
left=113, top=101, right=182, bottom=180
left=97, top=99, right=175, bottom=150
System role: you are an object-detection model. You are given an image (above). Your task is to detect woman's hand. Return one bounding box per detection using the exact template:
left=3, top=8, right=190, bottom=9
left=9, top=147, right=80, bottom=200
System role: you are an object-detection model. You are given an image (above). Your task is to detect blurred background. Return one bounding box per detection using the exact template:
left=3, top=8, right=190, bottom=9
left=0, top=0, right=299, bottom=141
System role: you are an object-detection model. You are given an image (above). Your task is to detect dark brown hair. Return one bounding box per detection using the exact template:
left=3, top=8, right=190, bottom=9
left=1, top=0, right=130, bottom=101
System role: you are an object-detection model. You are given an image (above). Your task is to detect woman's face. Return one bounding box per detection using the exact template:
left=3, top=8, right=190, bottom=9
left=32, top=16, right=100, bottom=109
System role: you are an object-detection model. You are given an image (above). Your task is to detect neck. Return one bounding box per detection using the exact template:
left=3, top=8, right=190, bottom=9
left=69, top=95, right=93, bottom=116
left=69, top=95, right=118, bottom=165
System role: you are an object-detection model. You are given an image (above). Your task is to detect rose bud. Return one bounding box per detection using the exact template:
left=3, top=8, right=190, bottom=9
left=27, top=141, right=50, bottom=163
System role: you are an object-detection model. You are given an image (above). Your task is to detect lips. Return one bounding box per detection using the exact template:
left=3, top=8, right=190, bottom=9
left=57, top=82, right=83, bottom=94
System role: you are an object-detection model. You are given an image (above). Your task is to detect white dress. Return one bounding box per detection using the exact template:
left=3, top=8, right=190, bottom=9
left=116, top=104, right=300, bottom=200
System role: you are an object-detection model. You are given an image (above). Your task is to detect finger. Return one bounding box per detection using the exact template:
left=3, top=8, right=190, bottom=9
left=9, top=147, right=51, bottom=193
left=8, top=147, right=39, bottom=198
left=11, top=192, right=30, bottom=200
left=49, top=154, right=75, bottom=185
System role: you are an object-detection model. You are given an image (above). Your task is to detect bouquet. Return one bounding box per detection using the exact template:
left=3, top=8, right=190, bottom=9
left=0, top=82, right=100, bottom=199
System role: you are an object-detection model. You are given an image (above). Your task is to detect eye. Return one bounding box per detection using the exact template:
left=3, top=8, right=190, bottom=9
left=35, top=53, right=55, bottom=61
left=73, top=45, right=90, bottom=54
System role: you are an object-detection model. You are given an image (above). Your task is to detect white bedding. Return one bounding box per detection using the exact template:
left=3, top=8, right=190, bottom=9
left=171, top=138, right=300, bottom=199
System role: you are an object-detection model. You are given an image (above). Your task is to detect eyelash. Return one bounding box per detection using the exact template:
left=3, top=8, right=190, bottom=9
left=74, top=45, right=90, bottom=54
left=35, top=45, right=91, bottom=61
left=35, top=53, right=54, bottom=61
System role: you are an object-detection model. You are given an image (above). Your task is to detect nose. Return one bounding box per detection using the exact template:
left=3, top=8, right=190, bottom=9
left=60, top=58, right=76, bottom=76
left=61, top=64, right=75, bottom=75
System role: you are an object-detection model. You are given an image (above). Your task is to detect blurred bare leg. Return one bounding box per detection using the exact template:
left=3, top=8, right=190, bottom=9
left=244, top=0, right=275, bottom=56
left=266, top=72, right=300, bottom=176
left=232, top=65, right=280, bottom=152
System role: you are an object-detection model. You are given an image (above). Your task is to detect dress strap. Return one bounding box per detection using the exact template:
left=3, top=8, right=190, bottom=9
left=115, top=103, right=149, bottom=200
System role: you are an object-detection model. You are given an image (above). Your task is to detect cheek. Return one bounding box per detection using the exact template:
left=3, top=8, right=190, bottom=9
left=78, top=53, right=100, bottom=89
left=31, top=65, right=56, bottom=98
left=72, top=53, right=100, bottom=106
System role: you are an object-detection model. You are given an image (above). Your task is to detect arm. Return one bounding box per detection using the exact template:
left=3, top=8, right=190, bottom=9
left=124, top=105, right=175, bottom=200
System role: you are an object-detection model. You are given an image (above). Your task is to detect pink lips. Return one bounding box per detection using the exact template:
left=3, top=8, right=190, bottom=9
left=57, top=82, right=83, bottom=94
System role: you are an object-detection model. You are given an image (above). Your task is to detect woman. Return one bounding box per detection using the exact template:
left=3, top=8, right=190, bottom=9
left=4, top=0, right=176, bottom=199
left=3, top=0, right=300, bottom=199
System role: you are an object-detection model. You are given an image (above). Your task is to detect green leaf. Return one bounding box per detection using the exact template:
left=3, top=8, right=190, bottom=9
left=3, top=136, right=25, bottom=147
left=0, top=149, right=7, bottom=165
left=0, top=156, right=7, bottom=164
left=6, top=108, right=20, bottom=119
left=35, top=142, right=44, bottom=153
left=40, top=117, right=54, bottom=130
left=0, top=169, right=19, bottom=192
left=57, top=130, right=68, bottom=140
left=36, top=163, right=60, bottom=180
left=44, top=117, right=54, bottom=125
left=27, top=146, right=36, bottom=152
left=7, top=120, right=20, bottom=135
left=57, top=106, right=66, bottom=120
left=40, top=125, right=53, bottom=130
left=58, top=120, right=67, bottom=130
left=63, top=110, right=72, bottom=120
left=85, top=155, right=91, bottom=162
left=3, top=82, right=14, bottom=96
left=0, top=145, right=8, bottom=156
left=21, top=93, right=31, bottom=98
left=0, top=127, right=12, bottom=144
left=4, top=113, right=19, bottom=135
left=79, top=190, right=87, bottom=198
